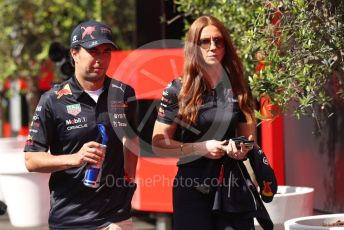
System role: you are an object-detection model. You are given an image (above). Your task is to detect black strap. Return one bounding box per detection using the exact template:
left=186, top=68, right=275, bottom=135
left=0, top=200, right=7, bottom=215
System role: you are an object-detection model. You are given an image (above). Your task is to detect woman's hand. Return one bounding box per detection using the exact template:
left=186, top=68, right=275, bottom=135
left=195, top=140, right=227, bottom=159
left=225, top=135, right=254, bottom=160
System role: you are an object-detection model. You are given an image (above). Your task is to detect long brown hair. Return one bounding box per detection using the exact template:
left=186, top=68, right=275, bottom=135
left=178, top=15, right=256, bottom=125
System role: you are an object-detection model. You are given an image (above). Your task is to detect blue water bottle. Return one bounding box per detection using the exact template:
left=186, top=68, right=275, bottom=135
left=84, top=123, right=108, bottom=188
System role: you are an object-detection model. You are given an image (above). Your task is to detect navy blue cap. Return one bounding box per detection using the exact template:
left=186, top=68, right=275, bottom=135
left=70, top=20, right=118, bottom=49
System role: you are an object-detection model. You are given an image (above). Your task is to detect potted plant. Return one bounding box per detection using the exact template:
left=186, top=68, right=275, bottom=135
left=0, top=137, right=50, bottom=227
left=255, top=186, right=314, bottom=228
left=285, top=213, right=344, bottom=229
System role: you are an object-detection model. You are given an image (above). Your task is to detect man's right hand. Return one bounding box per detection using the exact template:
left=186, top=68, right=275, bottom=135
left=25, top=142, right=104, bottom=173
left=73, top=141, right=104, bottom=167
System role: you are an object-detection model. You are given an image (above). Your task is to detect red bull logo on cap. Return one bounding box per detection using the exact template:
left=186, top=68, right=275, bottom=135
left=56, top=84, right=72, bottom=99
left=81, top=26, right=96, bottom=39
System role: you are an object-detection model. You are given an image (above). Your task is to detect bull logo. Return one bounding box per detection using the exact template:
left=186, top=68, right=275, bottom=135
left=81, top=26, right=96, bottom=39
left=26, top=135, right=33, bottom=146
left=261, top=180, right=273, bottom=197
left=56, top=84, right=72, bottom=99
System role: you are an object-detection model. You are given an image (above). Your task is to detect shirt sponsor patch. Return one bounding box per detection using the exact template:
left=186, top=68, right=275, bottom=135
left=111, top=83, right=125, bottom=92
left=65, top=117, right=88, bottom=131
left=67, top=123, right=88, bottom=131
left=161, top=96, right=169, bottom=103
left=30, top=121, right=40, bottom=128
left=26, top=135, right=33, bottom=146
left=111, top=101, right=128, bottom=108
left=66, top=104, right=82, bottom=116
left=36, top=106, right=42, bottom=112
left=32, top=113, right=39, bottom=121
left=112, top=121, right=127, bottom=127
left=158, top=107, right=165, bottom=117
left=113, top=113, right=126, bottom=119
left=56, top=84, right=72, bottom=99
left=29, top=129, right=38, bottom=133
left=65, top=117, right=87, bottom=125
left=162, top=90, right=168, bottom=96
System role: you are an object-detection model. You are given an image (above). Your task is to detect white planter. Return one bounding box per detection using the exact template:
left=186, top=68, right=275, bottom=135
left=255, top=185, right=314, bottom=227
left=0, top=137, right=50, bottom=227
left=0, top=183, right=4, bottom=201
left=284, top=213, right=344, bottom=229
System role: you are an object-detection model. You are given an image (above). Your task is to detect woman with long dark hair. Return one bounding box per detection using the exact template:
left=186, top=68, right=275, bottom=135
left=152, top=15, right=257, bottom=229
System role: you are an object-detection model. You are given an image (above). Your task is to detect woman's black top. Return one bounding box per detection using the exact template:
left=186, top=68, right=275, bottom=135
left=156, top=78, right=246, bottom=167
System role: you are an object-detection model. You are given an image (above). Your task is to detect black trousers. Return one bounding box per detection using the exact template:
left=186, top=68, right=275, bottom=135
left=173, top=167, right=254, bottom=230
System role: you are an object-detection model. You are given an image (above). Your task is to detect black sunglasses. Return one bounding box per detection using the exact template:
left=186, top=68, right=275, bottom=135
left=198, top=37, right=224, bottom=50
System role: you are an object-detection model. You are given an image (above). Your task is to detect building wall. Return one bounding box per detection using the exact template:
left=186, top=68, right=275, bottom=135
left=284, top=103, right=344, bottom=213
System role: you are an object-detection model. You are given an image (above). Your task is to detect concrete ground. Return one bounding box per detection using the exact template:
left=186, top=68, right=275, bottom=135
left=0, top=208, right=321, bottom=229
left=0, top=212, right=157, bottom=230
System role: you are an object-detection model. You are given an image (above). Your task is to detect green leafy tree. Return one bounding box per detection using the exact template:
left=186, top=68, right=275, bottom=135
left=175, top=0, right=344, bottom=125
left=0, top=0, right=135, bottom=135
left=0, top=0, right=135, bottom=82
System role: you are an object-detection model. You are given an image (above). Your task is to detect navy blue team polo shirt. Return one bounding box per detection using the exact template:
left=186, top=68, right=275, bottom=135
left=24, top=75, right=137, bottom=229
